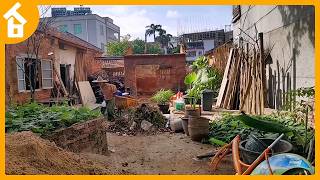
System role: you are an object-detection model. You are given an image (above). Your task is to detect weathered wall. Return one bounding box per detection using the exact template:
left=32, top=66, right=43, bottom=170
left=86, top=57, right=124, bottom=76
left=5, top=31, right=103, bottom=105
left=54, top=43, right=77, bottom=81
left=124, top=54, right=186, bottom=96
left=233, top=5, right=315, bottom=108
left=5, top=37, right=56, bottom=105
left=47, top=118, right=108, bottom=155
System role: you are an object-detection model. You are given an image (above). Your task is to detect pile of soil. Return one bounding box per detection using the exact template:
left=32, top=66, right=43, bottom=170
left=5, top=131, right=110, bottom=175
left=107, top=104, right=169, bottom=136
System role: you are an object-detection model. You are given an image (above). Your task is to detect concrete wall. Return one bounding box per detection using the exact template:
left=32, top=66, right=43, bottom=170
left=233, top=5, right=314, bottom=108
left=54, top=43, right=77, bottom=81
left=124, top=54, right=186, bottom=96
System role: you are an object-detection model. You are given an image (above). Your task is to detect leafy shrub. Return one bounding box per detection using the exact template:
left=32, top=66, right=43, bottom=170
left=151, top=89, right=174, bottom=105
left=184, top=56, right=222, bottom=107
left=6, top=102, right=101, bottom=135
left=209, top=112, right=313, bottom=155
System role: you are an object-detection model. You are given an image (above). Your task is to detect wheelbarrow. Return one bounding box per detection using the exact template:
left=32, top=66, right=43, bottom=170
left=210, top=134, right=314, bottom=175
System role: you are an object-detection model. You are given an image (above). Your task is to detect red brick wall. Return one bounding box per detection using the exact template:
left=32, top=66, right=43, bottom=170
left=86, top=57, right=124, bottom=76
left=124, top=54, right=186, bottom=96
left=47, top=117, right=108, bottom=155
left=5, top=34, right=103, bottom=105
left=84, top=51, right=103, bottom=76
left=5, top=37, right=56, bottom=105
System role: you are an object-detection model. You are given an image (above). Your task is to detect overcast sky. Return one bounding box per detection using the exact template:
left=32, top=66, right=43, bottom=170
left=42, top=5, right=232, bottom=40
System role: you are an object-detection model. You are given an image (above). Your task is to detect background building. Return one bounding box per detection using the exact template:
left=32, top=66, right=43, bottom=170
left=45, top=7, right=120, bottom=52
left=180, top=29, right=232, bottom=62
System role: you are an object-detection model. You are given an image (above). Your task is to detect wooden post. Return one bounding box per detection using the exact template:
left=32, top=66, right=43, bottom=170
left=259, top=33, right=267, bottom=110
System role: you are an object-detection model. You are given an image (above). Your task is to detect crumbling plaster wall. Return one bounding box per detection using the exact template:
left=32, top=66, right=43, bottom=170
left=233, top=5, right=314, bottom=108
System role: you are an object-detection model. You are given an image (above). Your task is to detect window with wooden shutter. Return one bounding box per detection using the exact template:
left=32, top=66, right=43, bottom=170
left=16, top=57, right=26, bottom=92
left=41, top=59, right=53, bottom=89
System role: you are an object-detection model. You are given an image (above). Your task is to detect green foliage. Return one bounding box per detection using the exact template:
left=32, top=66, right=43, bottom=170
left=131, top=39, right=145, bottom=54
left=107, top=37, right=162, bottom=56
left=209, top=113, right=313, bottom=155
left=106, top=38, right=131, bottom=56
left=209, top=113, right=267, bottom=146
left=282, top=86, right=314, bottom=154
left=184, top=56, right=222, bottom=108
left=147, top=43, right=162, bottom=54
left=191, top=56, right=209, bottom=71
left=151, top=89, right=174, bottom=105
left=184, top=72, right=197, bottom=85
left=6, top=102, right=101, bottom=135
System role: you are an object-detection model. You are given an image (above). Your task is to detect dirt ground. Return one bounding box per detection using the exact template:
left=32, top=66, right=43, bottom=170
left=81, top=132, right=234, bottom=175
left=6, top=131, right=234, bottom=175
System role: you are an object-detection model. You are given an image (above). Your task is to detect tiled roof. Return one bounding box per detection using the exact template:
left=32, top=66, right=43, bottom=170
left=46, top=28, right=103, bottom=52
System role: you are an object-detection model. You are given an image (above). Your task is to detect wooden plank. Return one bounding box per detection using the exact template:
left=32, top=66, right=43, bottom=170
left=216, top=48, right=234, bottom=107
left=223, top=51, right=236, bottom=109
left=78, top=81, right=97, bottom=106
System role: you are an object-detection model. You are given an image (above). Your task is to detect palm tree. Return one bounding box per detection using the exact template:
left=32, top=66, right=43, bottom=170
left=146, top=24, right=162, bottom=41
left=145, top=24, right=162, bottom=53
left=155, top=33, right=173, bottom=54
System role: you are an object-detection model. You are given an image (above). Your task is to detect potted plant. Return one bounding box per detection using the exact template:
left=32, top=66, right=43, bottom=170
left=184, top=72, right=201, bottom=117
left=151, top=89, right=174, bottom=114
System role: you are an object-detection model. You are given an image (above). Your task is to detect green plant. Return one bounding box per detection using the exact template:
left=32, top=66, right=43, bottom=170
left=209, top=112, right=313, bottom=156
left=184, top=56, right=222, bottom=109
left=191, top=56, right=209, bottom=71
left=151, top=89, right=174, bottom=105
left=282, top=86, right=314, bottom=155
left=5, top=102, right=101, bottom=135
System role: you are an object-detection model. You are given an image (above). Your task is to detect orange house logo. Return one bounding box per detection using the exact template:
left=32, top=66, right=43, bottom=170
left=3, top=2, right=27, bottom=38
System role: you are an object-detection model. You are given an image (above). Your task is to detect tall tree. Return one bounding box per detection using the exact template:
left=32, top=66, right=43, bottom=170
left=155, top=33, right=173, bottom=54
left=106, top=36, right=131, bottom=56
left=145, top=24, right=162, bottom=53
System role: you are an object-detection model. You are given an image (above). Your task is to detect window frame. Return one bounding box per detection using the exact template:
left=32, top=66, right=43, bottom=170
left=16, top=56, right=54, bottom=92
left=41, top=59, right=54, bottom=89
left=58, top=24, right=68, bottom=32
left=74, top=24, right=82, bottom=35
left=16, top=56, right=26, bottom=92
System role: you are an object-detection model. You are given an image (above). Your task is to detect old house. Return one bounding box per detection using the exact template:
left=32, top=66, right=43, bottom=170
left=124, top=54, right=186, bottom=97
left=5, top=28, right=103, bottom=105
left=232, top=5, right=315, bottom=109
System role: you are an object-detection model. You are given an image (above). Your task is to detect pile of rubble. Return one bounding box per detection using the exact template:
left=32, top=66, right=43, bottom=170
left=107, top=104, right=169, bottom=136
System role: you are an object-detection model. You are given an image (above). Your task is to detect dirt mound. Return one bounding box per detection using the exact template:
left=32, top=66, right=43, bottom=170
left=5, top=131, right=110, bottom=175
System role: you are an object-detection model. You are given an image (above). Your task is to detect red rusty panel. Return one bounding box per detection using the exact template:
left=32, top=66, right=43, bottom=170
left=136, top=77, right=158, bottom=96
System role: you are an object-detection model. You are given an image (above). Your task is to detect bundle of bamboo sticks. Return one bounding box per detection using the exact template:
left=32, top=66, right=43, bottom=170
left=216, top=46, right=265, bottom=115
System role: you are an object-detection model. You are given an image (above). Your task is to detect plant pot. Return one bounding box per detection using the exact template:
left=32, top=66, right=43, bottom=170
left=201, top=89, right=214, bottom=111
left=188, top=117, right=209, bottom=141
left=158, top=104, right=170, bottom=114
left=185, top=108, right=200, bottom=117
left=170, top=118, right=183, bottom=132
left=181, top=117, right=189, bottom=136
